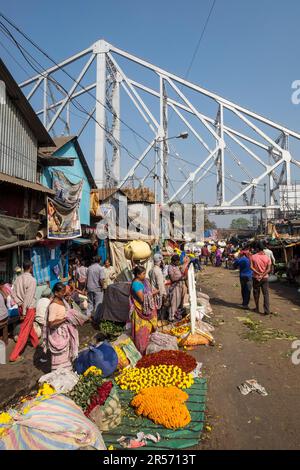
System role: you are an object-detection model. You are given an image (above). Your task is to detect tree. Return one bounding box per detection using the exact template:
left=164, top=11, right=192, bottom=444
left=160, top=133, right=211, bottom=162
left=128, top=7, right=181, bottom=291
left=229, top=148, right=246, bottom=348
left=230, top=217, right=250, bottom=230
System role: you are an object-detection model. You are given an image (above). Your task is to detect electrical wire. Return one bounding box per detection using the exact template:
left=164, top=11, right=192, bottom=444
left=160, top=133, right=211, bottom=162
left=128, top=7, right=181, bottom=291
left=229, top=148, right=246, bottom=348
left=0, top=20, right=154, bottom=177
left=185, top=0, right=217, bottom=80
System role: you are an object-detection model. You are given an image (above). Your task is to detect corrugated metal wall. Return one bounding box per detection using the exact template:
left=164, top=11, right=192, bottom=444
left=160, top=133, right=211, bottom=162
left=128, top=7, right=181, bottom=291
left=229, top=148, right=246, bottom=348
left=0, top=90, right=37, bottom=182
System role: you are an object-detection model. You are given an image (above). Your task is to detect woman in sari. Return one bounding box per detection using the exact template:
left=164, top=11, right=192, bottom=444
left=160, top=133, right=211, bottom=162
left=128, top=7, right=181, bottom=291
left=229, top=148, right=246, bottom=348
left=168, top=254, right=187, bottom=322
left=43, top=282, right=86, bottom=371
left=130, top=266, right=158, bottom=355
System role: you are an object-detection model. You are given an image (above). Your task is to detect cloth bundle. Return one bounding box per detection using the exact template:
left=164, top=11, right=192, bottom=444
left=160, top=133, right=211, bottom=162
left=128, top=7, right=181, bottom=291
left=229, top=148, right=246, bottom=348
left=0, top=394, right=106, bottom=450
left=146, top=331, right=179, bottom=354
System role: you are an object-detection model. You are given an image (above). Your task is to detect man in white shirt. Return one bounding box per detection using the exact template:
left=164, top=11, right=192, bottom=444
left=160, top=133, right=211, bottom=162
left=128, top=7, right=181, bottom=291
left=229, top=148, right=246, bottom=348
left=263, top=242, right=276, bottom=266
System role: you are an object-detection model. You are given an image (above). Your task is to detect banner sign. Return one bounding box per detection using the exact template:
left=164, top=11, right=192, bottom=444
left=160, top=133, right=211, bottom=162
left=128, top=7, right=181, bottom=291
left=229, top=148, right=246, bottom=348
left=47, top=197, right=81, bottom=240
left=47, top=170, right=83, bottom=240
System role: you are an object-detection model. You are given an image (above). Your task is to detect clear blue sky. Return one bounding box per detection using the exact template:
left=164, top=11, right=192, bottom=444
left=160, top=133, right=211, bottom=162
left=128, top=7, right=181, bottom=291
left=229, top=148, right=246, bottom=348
left=1, top=0, right=300, bottom=227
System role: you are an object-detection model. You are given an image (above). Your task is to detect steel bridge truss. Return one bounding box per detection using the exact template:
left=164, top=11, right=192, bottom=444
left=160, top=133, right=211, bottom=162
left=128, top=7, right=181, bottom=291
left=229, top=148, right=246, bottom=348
left=19, top=39, right=300, bottom=213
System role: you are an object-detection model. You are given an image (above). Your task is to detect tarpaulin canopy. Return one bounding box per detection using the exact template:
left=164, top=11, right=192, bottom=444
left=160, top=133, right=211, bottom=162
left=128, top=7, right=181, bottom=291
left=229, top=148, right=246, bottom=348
left=0, top=214, right=40, bottom=247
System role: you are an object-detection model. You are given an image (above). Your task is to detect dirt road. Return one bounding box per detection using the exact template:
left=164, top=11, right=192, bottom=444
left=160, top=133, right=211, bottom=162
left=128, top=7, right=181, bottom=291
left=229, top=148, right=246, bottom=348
left=194, top=266, right=300, bottom=450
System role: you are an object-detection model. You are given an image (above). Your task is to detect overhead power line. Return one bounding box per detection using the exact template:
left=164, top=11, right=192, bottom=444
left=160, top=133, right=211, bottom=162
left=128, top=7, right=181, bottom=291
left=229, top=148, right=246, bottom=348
left=185, top=0, right=217, bottom=80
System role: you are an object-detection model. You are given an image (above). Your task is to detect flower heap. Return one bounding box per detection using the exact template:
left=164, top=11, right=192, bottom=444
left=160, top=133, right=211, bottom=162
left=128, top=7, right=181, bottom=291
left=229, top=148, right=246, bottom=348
left=36, top=383, right=56, bottom=399
left=0, top=412, right=13, bottom=438
left=84, top=381, right=113, bottom=417
left=170, top=325, right=190, bottom=337
left=136, top=350, right=197, bottom=374
left=83, top=366, right=103, bottom=376
left=131, top=386, right=191, bottom=429
left=68, top=366, right=103, bottom=411
left=115, top=365, right=194, bottom=393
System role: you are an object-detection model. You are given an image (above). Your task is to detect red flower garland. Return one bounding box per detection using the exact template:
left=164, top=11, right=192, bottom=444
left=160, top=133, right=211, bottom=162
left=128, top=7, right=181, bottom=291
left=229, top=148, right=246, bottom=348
left=84, top=381, right=113, bottom=417
left=136, top=350, right=197, bottom=373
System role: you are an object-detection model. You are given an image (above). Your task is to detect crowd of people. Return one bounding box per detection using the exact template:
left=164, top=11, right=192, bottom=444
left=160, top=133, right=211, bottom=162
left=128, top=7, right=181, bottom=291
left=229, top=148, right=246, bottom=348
left=0, top=250, right=194, bottom=365
left=0, top=239, right=280, bottom=367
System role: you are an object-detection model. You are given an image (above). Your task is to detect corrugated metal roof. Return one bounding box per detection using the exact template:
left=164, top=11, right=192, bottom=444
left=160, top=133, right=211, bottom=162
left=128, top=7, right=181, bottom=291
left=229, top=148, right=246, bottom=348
left=0, top=171, right=55, bottom=194
left=0, top=59, right=54, bottom=147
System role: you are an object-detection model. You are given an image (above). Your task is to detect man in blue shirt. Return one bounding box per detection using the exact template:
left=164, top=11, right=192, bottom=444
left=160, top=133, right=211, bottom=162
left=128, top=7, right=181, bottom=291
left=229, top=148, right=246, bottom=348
left=233, top=250, right=253, bottom=309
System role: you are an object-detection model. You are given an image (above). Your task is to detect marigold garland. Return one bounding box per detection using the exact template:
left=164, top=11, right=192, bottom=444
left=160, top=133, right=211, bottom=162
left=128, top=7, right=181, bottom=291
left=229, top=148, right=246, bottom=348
left=115, top=365, right=194, bottom=393
left=136, top=350, right=197, bottom=373
left=131, top=386, right=191, bottom=429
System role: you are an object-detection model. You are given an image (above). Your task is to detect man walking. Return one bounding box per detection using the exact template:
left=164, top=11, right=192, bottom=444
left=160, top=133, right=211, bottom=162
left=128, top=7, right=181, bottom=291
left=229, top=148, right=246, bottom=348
left=9, top=260, right=39, bottom=363
left=251, top=242, right=272, bottom=315
left=201, top=244, right=210, bottom=266
left=233, top=250, right=253, bottom=309
left=87, top=256, right=105, bottom=322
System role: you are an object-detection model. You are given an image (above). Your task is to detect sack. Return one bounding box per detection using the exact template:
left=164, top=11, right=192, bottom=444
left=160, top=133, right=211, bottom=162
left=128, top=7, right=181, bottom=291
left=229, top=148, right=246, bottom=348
left=146, top=331, right=178, bottom=354
left=124, top=240, right=151, bottom=261
left=89, top=386, right=122, bottom=432
left=180, top=332, right=210, bottom=347
left=113, top=345, right=130, bottom=369
left=111, top=334, right=142, bottom=367
left=75, top=341, right=118, bottom=377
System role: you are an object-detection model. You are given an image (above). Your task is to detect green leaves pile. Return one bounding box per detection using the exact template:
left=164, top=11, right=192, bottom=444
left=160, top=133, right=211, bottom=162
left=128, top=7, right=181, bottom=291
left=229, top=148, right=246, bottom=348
left=68, top=373, right=103, bottom=411
left=98, top=321, right=124, bottom=337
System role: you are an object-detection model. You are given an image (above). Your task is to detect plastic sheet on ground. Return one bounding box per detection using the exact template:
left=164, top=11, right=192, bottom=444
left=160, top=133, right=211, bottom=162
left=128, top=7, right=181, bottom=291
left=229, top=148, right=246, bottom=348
left=103, top=377, right=207, bottom=450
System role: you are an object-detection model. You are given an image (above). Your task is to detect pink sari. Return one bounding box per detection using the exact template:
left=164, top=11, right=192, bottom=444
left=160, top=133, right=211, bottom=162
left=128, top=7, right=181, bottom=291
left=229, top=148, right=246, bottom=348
left=43, top=300, right=86, bottom=371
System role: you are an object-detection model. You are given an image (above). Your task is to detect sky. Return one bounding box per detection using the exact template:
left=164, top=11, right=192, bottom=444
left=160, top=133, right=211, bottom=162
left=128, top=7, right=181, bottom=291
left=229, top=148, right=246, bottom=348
left=1, top=0, right=300, bottom=227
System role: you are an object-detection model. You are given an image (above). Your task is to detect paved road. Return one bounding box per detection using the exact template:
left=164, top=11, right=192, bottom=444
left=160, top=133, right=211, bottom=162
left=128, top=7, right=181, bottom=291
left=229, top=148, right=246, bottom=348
left=193, top=266, right=300, bottom=450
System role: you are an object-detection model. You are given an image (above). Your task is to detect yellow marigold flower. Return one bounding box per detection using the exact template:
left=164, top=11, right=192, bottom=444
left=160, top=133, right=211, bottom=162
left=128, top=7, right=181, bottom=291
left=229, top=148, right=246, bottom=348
left=36, top=383, right=56, bottom=398
left=22, top=406, right=30, bottom=415
left=0, top=412, right=12, bottom=425
left=83, top=366, right=102, bottom=377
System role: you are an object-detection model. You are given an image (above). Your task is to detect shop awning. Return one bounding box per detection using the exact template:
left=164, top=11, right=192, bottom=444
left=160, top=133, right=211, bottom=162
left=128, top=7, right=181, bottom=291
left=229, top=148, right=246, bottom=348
left=71, top=238, right=92, bottom=245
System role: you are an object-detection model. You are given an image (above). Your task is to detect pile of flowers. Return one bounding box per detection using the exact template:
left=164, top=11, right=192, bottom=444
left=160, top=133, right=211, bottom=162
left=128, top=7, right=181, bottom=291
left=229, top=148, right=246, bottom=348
left=83, top=366, right=103, bottom=376
left=84, top=381, right=113, bottom=417
left=115, top=365, right=194, bottom=393
left=0, top=412, right=13, bottom=438
left=68, top=366, right=103, bottom=411
left=170, top=325, right=190, bottom=337
left=136, top=350, right=197, bottom=373
left=131, top=386, right=191, bottom=429
left=36, top=383, right=56, bottom=399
